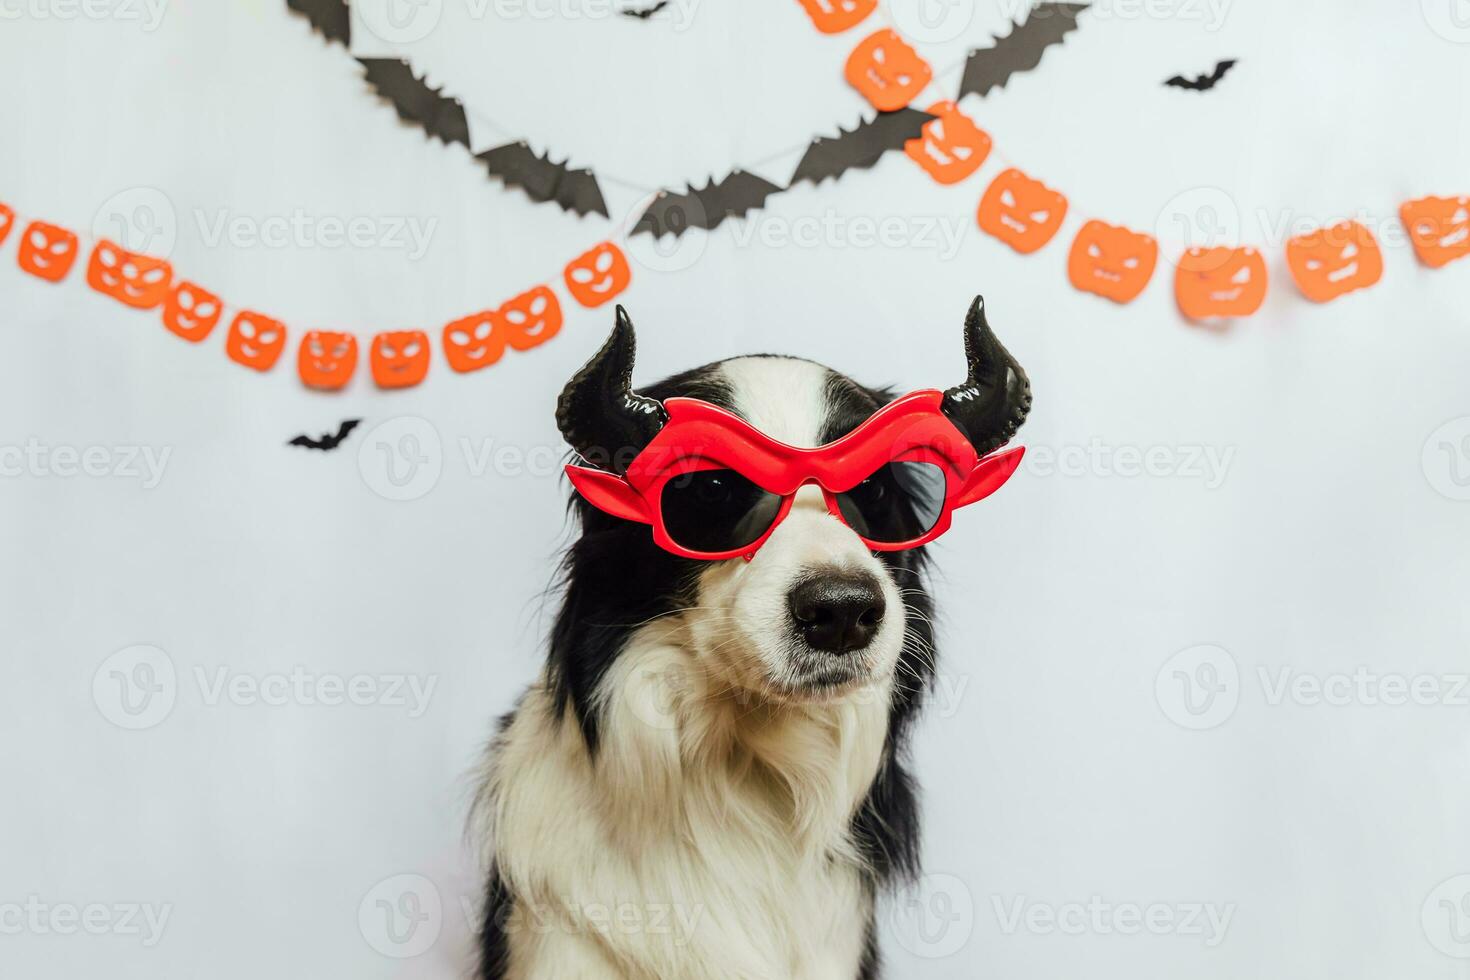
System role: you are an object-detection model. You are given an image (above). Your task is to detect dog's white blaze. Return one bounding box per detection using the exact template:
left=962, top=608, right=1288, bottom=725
left=475, top=356, right=908, bottom=978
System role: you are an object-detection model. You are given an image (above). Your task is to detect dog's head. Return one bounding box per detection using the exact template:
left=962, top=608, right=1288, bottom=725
left=547, top=298, right=1029, bottom=748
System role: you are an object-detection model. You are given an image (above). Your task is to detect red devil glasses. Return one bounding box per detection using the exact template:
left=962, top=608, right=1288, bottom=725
left=565, top=389, right=1024, bottom=561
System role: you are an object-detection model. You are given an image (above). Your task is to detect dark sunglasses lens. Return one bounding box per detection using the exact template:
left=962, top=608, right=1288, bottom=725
left=836, top=461, right=948, bottom=544
left=660, top=468, right=782, bottom=554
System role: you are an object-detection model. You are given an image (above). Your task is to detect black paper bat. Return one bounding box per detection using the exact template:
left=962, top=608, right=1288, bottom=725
left=357, top=58, right=471, bottom=146
left=288, top=419, right=362, bottom=452
left=621, top=0, right=669, bottom=18
left=286, top=0, right=349, bottom=45
left=788, top=108, right=934, bottom=186
left=631, top=170, right=784, bottom=236
left=959, top=2, right=1088, bottom=99
left=1164, top=59, right=1237, bottom=91
left=476, top=142, right=609, bottom=218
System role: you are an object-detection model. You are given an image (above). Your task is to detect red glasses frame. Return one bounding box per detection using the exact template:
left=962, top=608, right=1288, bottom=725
left=565, top=389, right=1025, bottom=560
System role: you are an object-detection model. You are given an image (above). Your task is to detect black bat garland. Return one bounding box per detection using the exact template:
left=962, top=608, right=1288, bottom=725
left=289, top=419, right=362, bottom=452
left=959, top=2, right=1089, bottom=99
left=789, top=108, right=934, bottom=186
left=475, top=143, right=609, bottom=218
left=358, top=59, right=471, bottom=146
left=1164, top=59, right=1237, bottom=91
left=631, top=171, right=783, bottom=236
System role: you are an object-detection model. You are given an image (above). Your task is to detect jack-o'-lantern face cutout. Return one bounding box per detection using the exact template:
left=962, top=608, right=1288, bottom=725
left=371, top=330, right=430, bottom=388
left=1285, top=221, right=1383, bottom=303
left=797, top=0, right=875, bottom=33
left=162, top=281, right=223, bottom=341
left=1174, top=246, right=1268, bottom=319
left=298, top=330, right=358, bottom=390
left=443, top=312, right=507, bottom=374
left=498, top=285, right=563, bottom=351
left=226, top=311, right=288, bottom=371
left=564, top=242, right=631, bottom=308
left=1401, top=195, right=1470, bottom=269
left=904, top=101, right=991, bottom=185
left=1067, top=221, right=1158, bottom=304
left=977, top=168, right=1069, bottom=254
left=85, top=240, right=173, bottom=310
left=17, top=221, right=80, bottom=282
left=844, top=29, right=932, bottom=112
left=0, top=203, right=13, bottom=247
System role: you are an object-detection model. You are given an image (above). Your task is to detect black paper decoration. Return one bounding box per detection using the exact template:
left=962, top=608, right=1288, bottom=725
left=959, top=2, right=1088, bottom=99
left=789, top=108, right=934, bottom=186
left=631, top=171, right=784, bottom=236
left=476, top=143, right=609, bottom=218
left=1164, top=59, right=1237, bottom=91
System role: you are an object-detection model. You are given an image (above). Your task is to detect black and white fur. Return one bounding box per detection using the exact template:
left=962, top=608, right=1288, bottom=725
left=472, top=300, right=1027, bottom=979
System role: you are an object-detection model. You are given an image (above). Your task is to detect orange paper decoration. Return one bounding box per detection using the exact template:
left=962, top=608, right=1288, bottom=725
left=370, top=330, right=430, bottom=388
left=17, top=220, right=79, bottom=282
left=498, top=285, right=563, bottom=351
left=977, top=168, right=1068, bottom=254
left=162, top=281, right=223, bottom=342
left=0, top=203, right=13, bottom=247
left=796, top=0, right=875, bottom=33
left=563, top=242, right=631, bottom=308
left=904, top=101, right=991, bottom=185
left=442, top=311, right=506, bottom=374
left=1174, top=246, right=1267, bottom=319
left=1401, top=195, right=1470, bottom=269
left=1285, top=221, right=1383, bottom=302
left=226, top=310, right=288, bottom=371
left=1067, top=221, right=1158, bottom=304
left=844, top=29, right=931, bottom=112
left=85, top=240, right=172, bottom=310
left=298, top=330, right=359, bottom=390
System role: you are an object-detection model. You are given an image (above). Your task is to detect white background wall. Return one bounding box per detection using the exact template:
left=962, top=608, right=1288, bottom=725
left=2, top=0, right=1470, bottom=977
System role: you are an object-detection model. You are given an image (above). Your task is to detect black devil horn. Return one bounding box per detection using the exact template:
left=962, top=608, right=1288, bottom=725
left=940, top=295, right=1032, bottom=456
left=555, top=305, right=668, bottom=473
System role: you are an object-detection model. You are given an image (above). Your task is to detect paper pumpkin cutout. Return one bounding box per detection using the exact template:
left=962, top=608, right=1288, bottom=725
left=371, top=330, right=430, bottom=388
left=845, top=30, right=932, bottom=112
left=797, top=0, right=876, bottom=33
left=1285, top=221, right=1383, bottom=302
left=1174, top=246, right=1267, bottom=319
left=564, top=242, right=631, bottom=308
left=977, top=168, right=1068, bottom=254
left=1067, top=221, right=1158, bottom=304
left=226, top=310, right=288, bottom=371
left=17, top=220, right=79, bottom=282
left=1401, top=195, right=1470, bottom=269
left=0, top=203, right=13, bottom=247
left=162, top=281, right=223, bottom=342
left=499, top=285, right=563, bottom=351
left=298, top=330, right=358, bottom=390
left=443, top=311, right=507, bottom=374
left=904, top=101, right=991, bottom=185
left=85, top=240, right=172, bottom=310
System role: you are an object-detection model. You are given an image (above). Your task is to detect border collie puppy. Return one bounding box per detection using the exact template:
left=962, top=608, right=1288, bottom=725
left=473, top=297, right=1031, bottom=979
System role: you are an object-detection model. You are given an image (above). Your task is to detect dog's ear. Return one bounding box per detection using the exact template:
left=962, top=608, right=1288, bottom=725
left=565, top=465, right=653, bottom=524
left=955, top=446, right=1025, bottom=507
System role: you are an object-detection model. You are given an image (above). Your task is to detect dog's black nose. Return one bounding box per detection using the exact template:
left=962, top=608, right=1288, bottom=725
left=788, top=575, right=886, bottom=654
